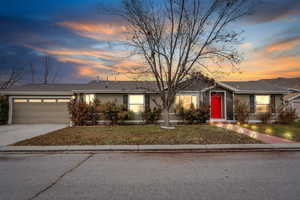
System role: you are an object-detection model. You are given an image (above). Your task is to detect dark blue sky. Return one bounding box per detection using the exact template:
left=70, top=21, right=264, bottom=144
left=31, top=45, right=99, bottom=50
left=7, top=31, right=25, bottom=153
left=0, top=0, right=300, bottom=83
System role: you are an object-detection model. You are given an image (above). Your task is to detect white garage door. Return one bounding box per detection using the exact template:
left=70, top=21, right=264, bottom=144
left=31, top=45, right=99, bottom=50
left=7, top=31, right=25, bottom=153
left=12, top=98, right=70, bottom=124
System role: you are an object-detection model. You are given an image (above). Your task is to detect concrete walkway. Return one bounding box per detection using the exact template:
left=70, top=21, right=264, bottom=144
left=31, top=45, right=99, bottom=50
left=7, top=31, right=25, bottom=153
left=215, top=123, right=296, bottom=144
left=0, top=124, right=67, bottom=146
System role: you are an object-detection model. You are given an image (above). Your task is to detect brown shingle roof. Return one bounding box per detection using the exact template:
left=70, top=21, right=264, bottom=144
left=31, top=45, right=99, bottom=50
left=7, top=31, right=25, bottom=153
left=222, top=81, right=286, bottom=93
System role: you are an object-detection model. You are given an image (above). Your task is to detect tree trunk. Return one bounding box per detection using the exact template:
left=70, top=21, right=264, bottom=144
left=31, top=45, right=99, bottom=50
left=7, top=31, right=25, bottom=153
left=163, top=107, right=170, bottom=127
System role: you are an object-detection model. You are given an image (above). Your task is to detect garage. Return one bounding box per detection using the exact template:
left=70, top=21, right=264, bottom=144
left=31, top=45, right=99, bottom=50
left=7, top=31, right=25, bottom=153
left=12, top=98, right=70, bottom=124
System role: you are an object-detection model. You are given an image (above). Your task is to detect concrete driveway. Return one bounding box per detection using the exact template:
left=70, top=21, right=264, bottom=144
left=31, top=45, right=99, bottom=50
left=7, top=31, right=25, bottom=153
left=0, top=124, right=67, bottom=146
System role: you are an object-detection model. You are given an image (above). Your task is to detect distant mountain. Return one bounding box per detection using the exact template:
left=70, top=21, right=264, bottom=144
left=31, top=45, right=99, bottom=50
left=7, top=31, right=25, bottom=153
left=257, top=77, right=300, bottom=90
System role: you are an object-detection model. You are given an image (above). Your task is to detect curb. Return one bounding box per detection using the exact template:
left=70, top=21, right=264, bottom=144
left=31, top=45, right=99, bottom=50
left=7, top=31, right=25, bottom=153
left=1, top=144, right=300, bottom=153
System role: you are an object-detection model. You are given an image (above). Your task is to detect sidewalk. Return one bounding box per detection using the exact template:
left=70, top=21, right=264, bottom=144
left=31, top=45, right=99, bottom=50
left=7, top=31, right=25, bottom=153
left=1, top=144, right=300, bottom=153
left=215, top=123, right=297, bottom=144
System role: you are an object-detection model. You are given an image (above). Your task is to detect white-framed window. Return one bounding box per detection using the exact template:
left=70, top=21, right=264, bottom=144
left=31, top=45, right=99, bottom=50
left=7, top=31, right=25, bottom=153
left=57, top=99, right=71, bottom=103
left=28, top=99, right=42, bottom=103
left=84, top=94, right=95, bottom=104
left=175, top=95, right=197, bottom=110
left=14, top=99, right=27, bottom=103
left=255, top=95, right=270, bottom=113
left=129, top=95, right=145, bottom=113
left=43, top=99, right=56, bottom=103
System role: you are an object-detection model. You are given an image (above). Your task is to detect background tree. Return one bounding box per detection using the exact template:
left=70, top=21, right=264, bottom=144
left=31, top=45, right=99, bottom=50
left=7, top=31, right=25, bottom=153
left=0, top=66, right=25, bottom=89
left=118, top=0, right=254, bottom=127
left=29, top=56, right=59, bottom=84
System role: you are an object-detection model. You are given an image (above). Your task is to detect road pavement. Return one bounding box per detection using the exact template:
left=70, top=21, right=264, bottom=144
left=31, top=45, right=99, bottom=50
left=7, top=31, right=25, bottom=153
left=0, top=152, right=300, bottom=200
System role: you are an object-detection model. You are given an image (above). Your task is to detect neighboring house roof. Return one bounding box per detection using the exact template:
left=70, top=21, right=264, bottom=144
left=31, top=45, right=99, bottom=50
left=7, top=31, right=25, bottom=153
left=287, top=88, right=300, bottom=93
left=222, top=81, right=287, bottom=94
left=284, top=92, right=300, bottom=101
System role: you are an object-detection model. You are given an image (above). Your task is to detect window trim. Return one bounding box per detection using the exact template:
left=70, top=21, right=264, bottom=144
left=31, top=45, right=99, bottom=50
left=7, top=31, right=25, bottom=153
left=128, top=94, right=145, bottom=113
left=255, top=95, right=271, bottom=113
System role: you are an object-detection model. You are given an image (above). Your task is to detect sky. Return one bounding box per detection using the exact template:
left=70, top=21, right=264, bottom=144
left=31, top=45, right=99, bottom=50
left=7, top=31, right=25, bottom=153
left=0, top=0, right=300, bottom=83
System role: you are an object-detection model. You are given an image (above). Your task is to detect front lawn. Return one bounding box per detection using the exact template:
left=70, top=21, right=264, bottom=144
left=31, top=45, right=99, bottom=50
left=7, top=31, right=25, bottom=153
left=12, top=125, right=262, bottom=146
left=240, top=121, right=300, bottom=142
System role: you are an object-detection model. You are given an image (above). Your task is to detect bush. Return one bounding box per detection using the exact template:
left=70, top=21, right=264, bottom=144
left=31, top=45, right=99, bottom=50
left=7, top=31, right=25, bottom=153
left=97, top=101, right=124, bottom=125
left=234, top=99, right=250, bottom=123
left=176, top=103, right=210, bottom=124
left=141, top=107, right=162, bottom=124
left=68, top=99, right=136, bottom=126
left=68, top=99, right=90, bottom=126
left=277, top=105, right=298, bottom=124
left=86, top=99, right=100, bottom=126
left=257, top=111, right=272, bottom=124
left=118, top=110, right=135, bottom=125
left=0, top=96, right=8, bottom=125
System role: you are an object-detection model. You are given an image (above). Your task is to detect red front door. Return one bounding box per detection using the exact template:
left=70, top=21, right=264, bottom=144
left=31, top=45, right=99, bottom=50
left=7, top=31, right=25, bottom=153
left=211, top=94, right=222, bottom=119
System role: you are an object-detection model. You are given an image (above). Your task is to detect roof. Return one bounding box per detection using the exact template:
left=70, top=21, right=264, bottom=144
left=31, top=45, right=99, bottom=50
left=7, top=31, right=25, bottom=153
left=0, top=79, right=287, bottom=95
left=222, top=81, right=287, bottom=94
left=0, top=81, right=159, bottom=95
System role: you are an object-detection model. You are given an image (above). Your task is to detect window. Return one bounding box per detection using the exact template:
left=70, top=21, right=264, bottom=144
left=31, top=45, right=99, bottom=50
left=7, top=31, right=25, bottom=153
left=255, top=95, right=270, bottom=113
left=84, top=94, right=95, bottom=104
left=43, top=99, right=56, bottom=103
left=29, top=99, right=42, bottom=103
left=175, top=95, right=197, bottom=110
left=57, top=99, right=70, bottom=103
left=14, top=99, right=27, bottom=103
left=129, top=95, right=144, bottom=113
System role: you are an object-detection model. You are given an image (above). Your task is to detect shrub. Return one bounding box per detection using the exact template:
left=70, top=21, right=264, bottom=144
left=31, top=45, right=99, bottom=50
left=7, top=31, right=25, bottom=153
left=257, top=111, right=272, bottom=124
left=0, top=96, right=8, bottom=125
left=97, top=101, right=133, bottom=125
left=118, top=110, right=135, bottom=125
left=141, top=107, right=162, bottom=124
left=234, top=99, right=250, bottom=123
left=97, top=101, right=121, bottom=125
left=277, top=105, right=298, bottom=124
left=176, top=103, right=210, bottom=124
left=68, top=99, right=90, bottom=126
left=86, top=99, right=100, bottom=126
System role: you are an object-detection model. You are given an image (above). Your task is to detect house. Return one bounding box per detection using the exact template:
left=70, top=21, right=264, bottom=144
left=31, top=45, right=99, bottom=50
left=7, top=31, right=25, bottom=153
left=0, top=79, right=287, bottom=124
left=284, top=88, right=300, bottom=118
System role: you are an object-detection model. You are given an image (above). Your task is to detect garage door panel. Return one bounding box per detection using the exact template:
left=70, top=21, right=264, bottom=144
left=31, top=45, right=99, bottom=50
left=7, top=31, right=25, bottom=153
left=13, top=101, right=70, bottom=124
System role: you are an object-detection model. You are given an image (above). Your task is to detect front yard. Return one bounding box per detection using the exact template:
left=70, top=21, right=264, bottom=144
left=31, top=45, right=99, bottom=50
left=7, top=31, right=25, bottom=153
left=12, top=125, right=262, bottom=146
left=240, top=121, right=300, bottom=142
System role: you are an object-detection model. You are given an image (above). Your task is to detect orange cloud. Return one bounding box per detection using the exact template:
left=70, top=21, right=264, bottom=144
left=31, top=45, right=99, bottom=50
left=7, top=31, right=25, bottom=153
left=58, top=21, right=128, bottom=41
left=265, top=37, right=300, bottom=53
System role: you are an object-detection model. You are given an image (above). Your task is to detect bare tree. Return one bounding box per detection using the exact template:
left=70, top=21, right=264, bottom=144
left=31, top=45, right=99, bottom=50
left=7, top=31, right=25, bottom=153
left=40, top=56, right=58, bottom=84
left=0, top=67, right=25, bottom=89
left=43, top=56, right=50, bottom=84
left=117, top=0, right=254, bottom=127
left=29, top=62, right=35, bottom=83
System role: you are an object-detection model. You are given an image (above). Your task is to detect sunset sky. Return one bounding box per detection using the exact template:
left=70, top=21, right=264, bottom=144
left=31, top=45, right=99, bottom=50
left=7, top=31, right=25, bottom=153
left=0, top=0, right=300, bottom=83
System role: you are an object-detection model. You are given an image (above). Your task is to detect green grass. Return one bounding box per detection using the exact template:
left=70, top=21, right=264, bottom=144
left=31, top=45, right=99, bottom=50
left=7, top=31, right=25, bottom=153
left=240, top=121, right=300, bottom=142
left=12, top=125, right=262, bottom=146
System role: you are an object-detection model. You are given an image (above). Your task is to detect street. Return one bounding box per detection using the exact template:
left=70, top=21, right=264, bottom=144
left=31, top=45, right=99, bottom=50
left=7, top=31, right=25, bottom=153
left=0, top=152, right=300, bottom=200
